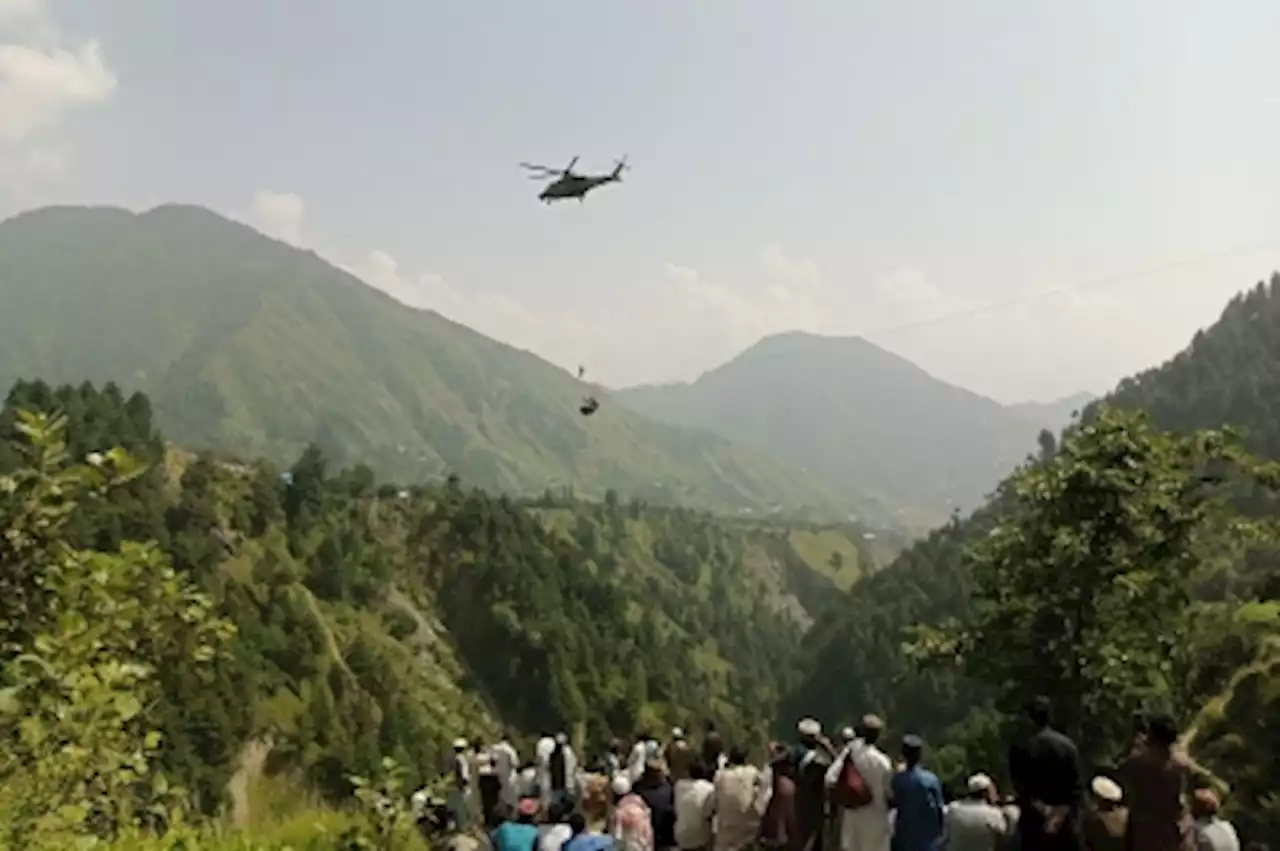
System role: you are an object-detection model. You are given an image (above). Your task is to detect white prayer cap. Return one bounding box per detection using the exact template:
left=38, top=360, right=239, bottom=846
left=1091, top=776, right=1122, bottom=803
left=611, top=774, right=632, bottom=797
left=452, top=737, right=468, bottom=749
left=966, top=773, right=994, bottom=794
left=839, top=727, right=856, bottom=741
left=671, top=727, right=685, bottom=739
left=797, top=718, right=821, bottom=736
left=555, top=732, right=568, bottom=745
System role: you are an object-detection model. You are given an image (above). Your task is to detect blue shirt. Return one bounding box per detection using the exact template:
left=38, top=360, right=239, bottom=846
left=563, top=833, right=615, bottom=851
left=492, top=821, right=541, bottom=851
left=890, top=766, right=945, bottom=851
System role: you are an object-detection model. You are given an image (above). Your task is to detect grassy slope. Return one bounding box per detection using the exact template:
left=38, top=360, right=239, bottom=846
left=0, top=204, right=889, bottom=524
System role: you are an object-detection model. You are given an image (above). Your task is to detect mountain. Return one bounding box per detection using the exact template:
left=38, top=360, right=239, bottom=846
left=781, top=275, right=1280, bottom=840
left=1005, top=390, right=1096, bottom=434
left=0, top=380, right=885, bottom=829
left=0, top=204, right=890, bottom=524
left=616, top=331, right=1042, bottom=526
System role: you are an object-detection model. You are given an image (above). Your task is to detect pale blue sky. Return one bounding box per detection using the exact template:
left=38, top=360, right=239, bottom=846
left=4, top=0, right=1280, bottom=401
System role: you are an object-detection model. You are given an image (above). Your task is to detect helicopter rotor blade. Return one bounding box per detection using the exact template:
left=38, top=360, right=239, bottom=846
left=565, top=155, right=579, bottom=173
left=520, top=162, right=561, bottom=174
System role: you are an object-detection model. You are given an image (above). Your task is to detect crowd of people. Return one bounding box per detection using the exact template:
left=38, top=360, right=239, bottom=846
left=418, top=699, right=1267, bottom=851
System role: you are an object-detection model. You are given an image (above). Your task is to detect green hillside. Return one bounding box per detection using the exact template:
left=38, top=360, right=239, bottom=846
left=615, top=331, right=1043, bottom=527
left=0, top=204, right=892, bottom=526
left=0, top=379, right=881, bottom=843
left=781, top=275, right=1280, bottom=842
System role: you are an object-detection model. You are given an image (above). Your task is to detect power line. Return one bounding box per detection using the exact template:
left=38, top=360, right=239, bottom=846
left=858, top=237, right=1280, bottom=339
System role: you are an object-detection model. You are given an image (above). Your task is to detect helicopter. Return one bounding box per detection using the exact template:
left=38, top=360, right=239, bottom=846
left=520, top=155, right=629, bottom=203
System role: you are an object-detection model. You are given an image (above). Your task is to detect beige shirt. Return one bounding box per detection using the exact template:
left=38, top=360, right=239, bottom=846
left=710, top=764, right=763, bottom=851
left=674, top=778, right=716, bottom=849
left=944, top=800, right=1010, bottom=851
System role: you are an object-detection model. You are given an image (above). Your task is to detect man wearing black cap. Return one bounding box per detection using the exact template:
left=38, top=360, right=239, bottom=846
left=888, top=734, right=944, bottom=851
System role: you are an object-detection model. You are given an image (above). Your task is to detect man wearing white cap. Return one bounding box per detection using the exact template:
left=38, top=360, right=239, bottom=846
left=535, top=732, right=557, bottom=808
left=1082, top=776, right=1126, bottom=851
left=825, top=715, right=893, bottom=851
left=449, top=737, right=474, bottom=829
left=792, top=719, right=835, bottom=851
left=943, top=772, right=1010, bottom=851
left=548, top=732, right=580, bottom=810
left=666, top=727, right=693, bottom=781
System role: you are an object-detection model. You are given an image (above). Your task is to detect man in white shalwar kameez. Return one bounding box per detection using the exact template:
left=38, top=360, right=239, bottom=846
left=824, top=715, right=893, bottom=851
left=493, top=732, right=521, bottom=810
left=627, top=731, right=653, bottom=785
left=535, top=732, right=557, bottom=809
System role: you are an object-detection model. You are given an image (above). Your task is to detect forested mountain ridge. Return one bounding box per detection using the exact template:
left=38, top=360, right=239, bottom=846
left=781, top=275, right=1280, bottom=840
left=0, top=204, right=893, bottom=526
left=0, top=379, right=882, bottom=827
left=615, top=330, right=1045, bottom=527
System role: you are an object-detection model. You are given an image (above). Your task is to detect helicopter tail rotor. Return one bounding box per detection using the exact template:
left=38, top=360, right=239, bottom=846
left=611, top=155, right=629, bottom=181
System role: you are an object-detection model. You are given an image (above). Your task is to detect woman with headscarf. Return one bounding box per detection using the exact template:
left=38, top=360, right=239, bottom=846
left=613, top=774, right=657, bottom=851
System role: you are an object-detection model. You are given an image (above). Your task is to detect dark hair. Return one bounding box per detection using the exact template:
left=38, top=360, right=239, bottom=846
left=690, top=760, right=711, bottom=781
left=1027, top=696, right=1052, bottom=727
left=548, top=799, right=572, bottom=823
left=568, top=812, right=587, bottom=834
left=1146, top=712, right=1178, bottom=747
left=728, top=745, right=749, bottom=765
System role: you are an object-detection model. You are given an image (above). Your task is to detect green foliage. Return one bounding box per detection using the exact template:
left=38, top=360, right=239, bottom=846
left=0, top=378, right=873, bottom=845
left=0, top=204, right=874, bottom=521
left=785, top=273, right=1280, bottom=844
left=347, top=757, right=419, bottom=850
left=910, top=405, right=1280, bottom=762
left=0, top=411, right=235, bottom=849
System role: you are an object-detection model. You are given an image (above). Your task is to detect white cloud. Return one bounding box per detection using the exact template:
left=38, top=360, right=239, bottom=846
left=347, top=246, right=601, bottom=373
left=248, top=190, right=306, bottom=246
left=0, top=1, right=116, bottom=202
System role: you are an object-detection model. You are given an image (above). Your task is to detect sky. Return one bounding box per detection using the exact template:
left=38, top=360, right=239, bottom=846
left=3, top=1, right=1280, bottom=403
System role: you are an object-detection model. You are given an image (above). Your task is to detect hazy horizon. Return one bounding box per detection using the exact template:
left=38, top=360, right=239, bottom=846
left=4, top=1, right=1279, bottom=404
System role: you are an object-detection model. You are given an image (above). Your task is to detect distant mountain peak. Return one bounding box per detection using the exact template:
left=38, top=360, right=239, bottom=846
left=617, top=329, right=1047, bottom=523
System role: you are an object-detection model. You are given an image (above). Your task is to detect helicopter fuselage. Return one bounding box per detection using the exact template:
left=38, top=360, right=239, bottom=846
left=539, top=174, right=615, bottom=202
